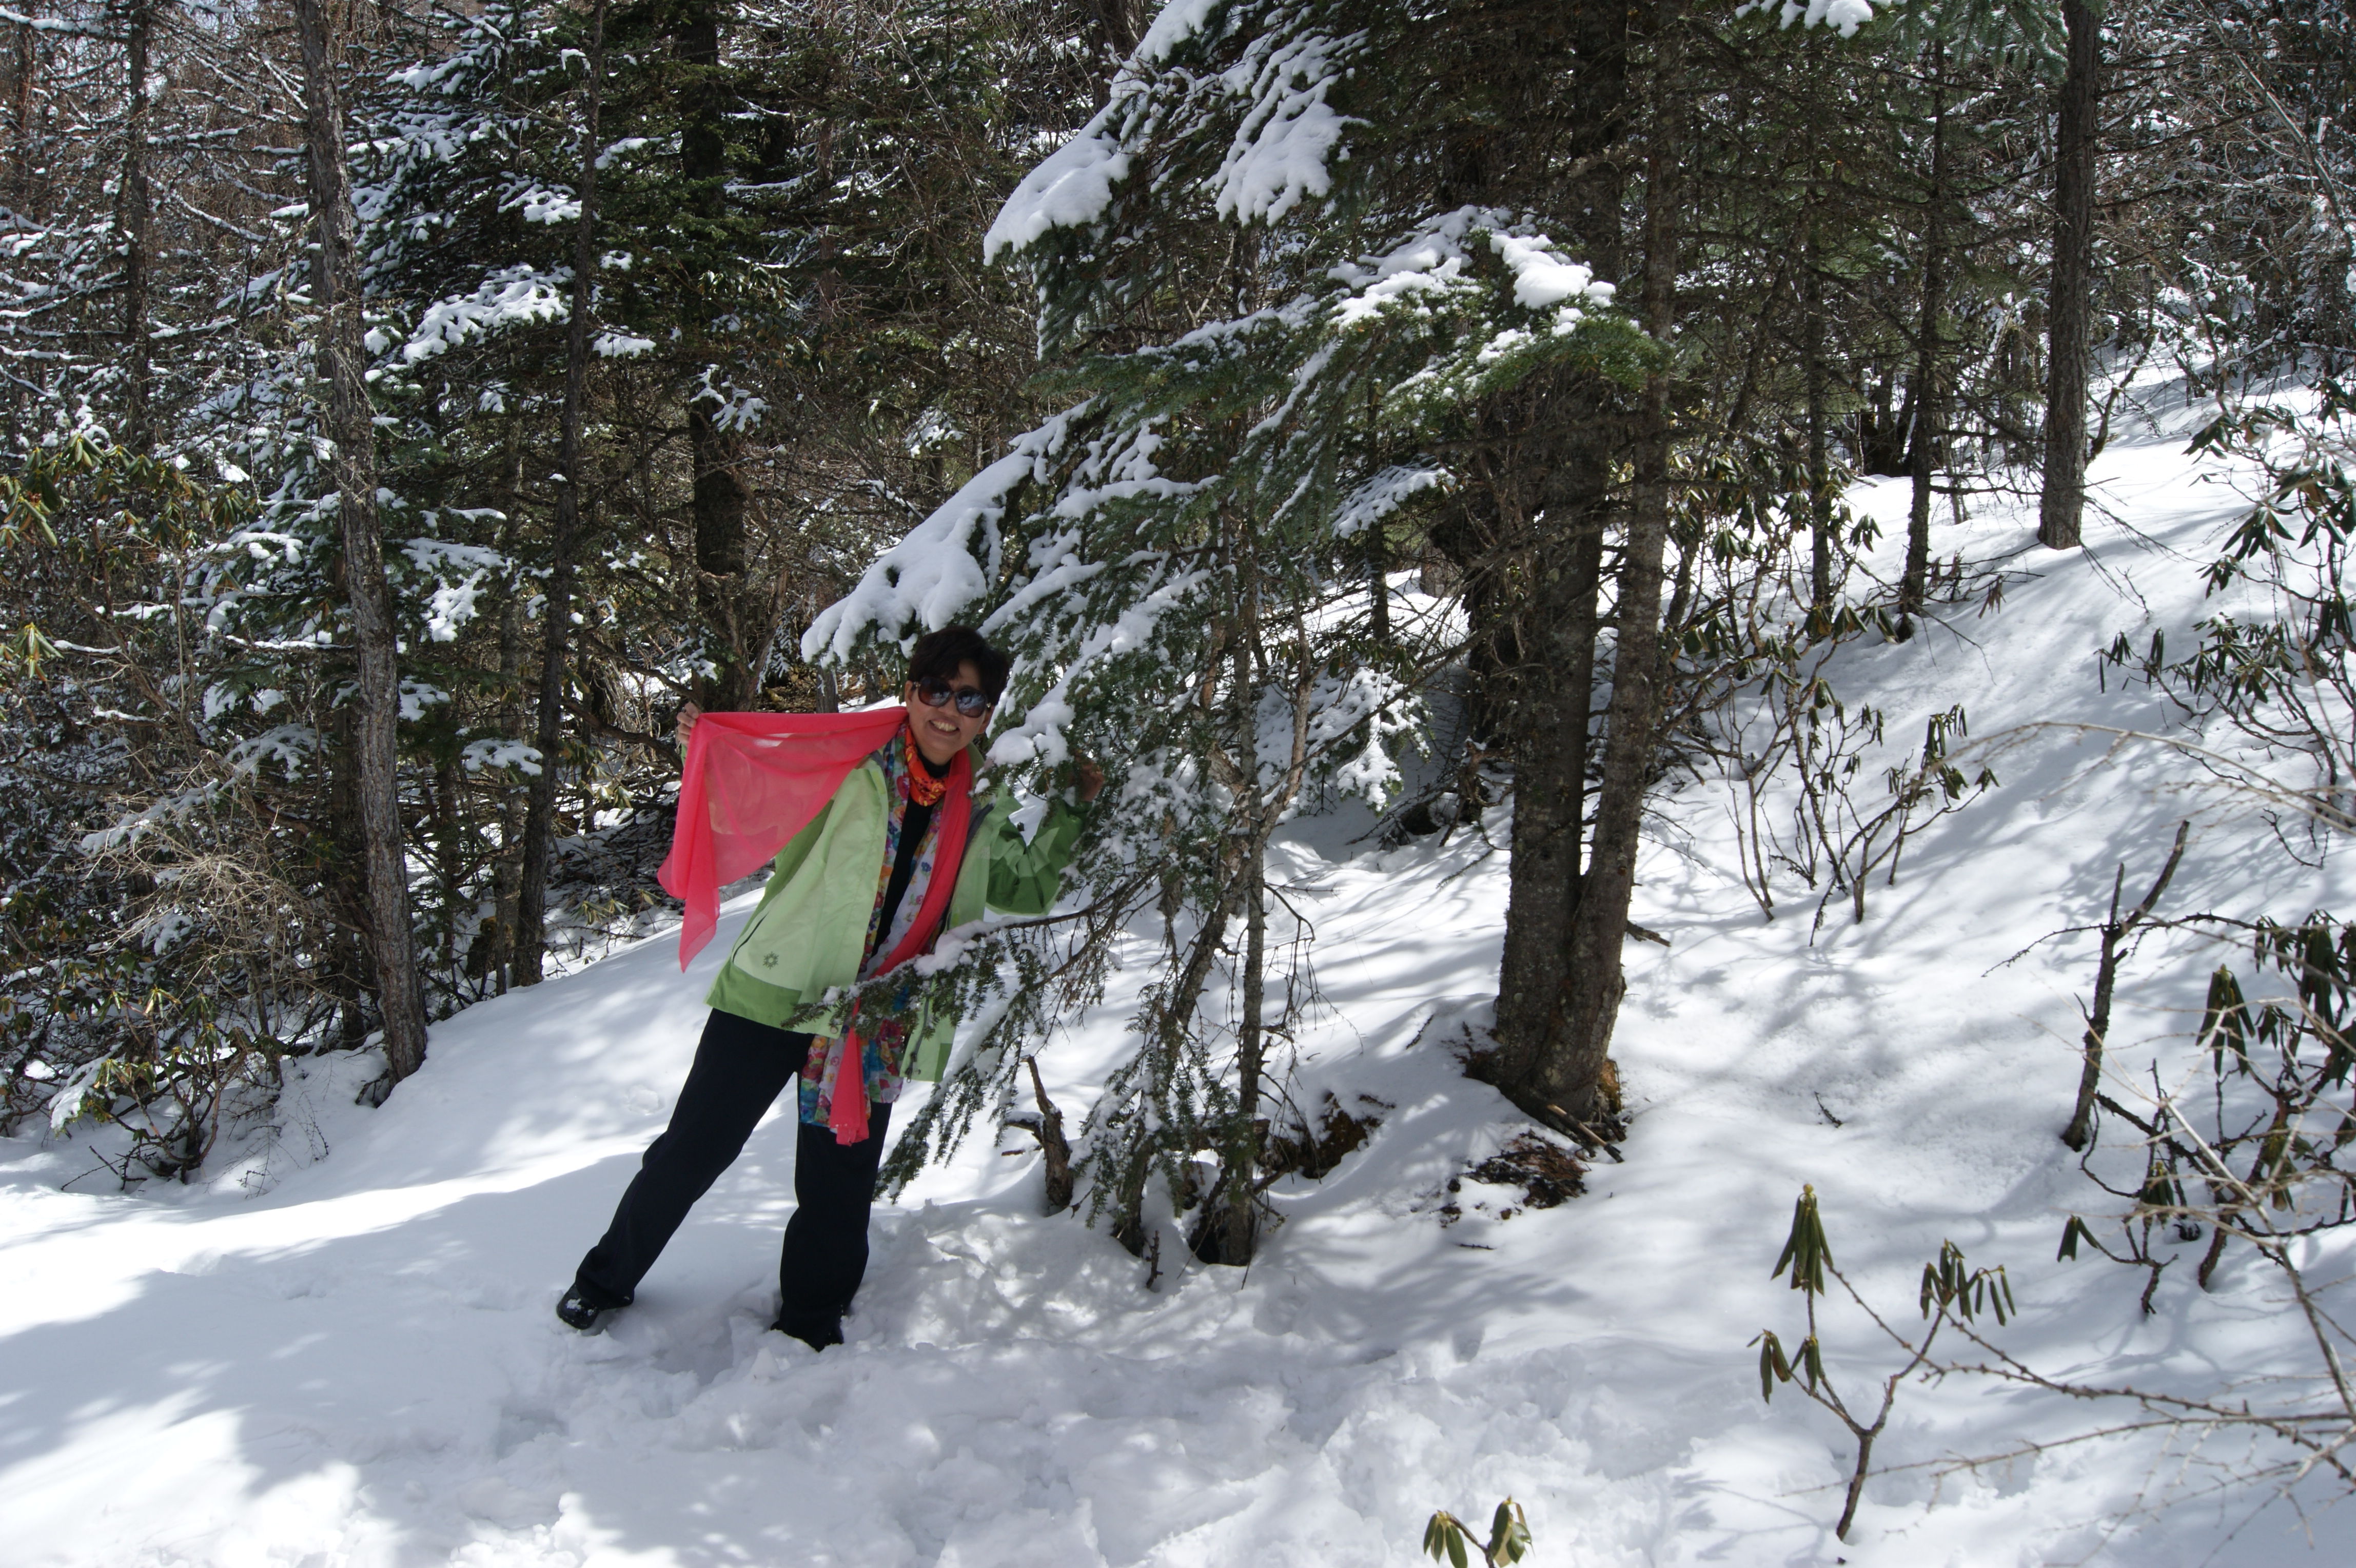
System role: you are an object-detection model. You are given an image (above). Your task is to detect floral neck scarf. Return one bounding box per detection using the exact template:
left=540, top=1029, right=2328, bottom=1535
left=797, top=731, right=959, bottom=1137
left=903, top=729, right=949, bottom=808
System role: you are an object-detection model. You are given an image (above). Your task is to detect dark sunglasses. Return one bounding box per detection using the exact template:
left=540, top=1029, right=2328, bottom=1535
left=915, top=676, right=992, bottom=718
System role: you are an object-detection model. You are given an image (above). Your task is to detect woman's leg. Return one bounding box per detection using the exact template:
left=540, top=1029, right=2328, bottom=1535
left=775, top=1101, right=895, bottom=1344
left=572, top=1010, right=812, bottom=1306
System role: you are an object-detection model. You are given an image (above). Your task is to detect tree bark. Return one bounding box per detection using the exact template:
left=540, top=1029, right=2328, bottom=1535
left=293, top=0, right=428, bottom=1086
left=676, top=4, right=764, bottom=712
left=117, top=0, right=153, bottom=454
left=1214, top=518, right=1269, bottom=1265
left=2060, top=821, right=2187, bottom=1151
left=1488, top=435, right=1607, bottom=1088
left=1477, top=0, right=1627, bottom=1095
left=433, top=744, right=461, bottom=973
left=1215, top=836, right=1268, bottom=1263
left=1515, top=25, right=1684, bottom=1131
left=1803, top=184, right=1833, bottom=614
left=1083, top=0, right=1144, bottom=92
left=1898, top=60, right=1950, bottom=640
left=483, top=435, right=526, bottom=991
left=2038, top=0, right=2101, bottom=551
left=515, top=0, right=607, bottom=986
left=10, top=22, right=32, bottom=207
left=325, top=702, right=369, bottom=1051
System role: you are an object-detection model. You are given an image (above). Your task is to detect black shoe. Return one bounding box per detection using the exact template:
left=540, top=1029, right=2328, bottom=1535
left=557, top=1283, right=621, bottom=1332
left=773, top=1314, right=842, bottom=1350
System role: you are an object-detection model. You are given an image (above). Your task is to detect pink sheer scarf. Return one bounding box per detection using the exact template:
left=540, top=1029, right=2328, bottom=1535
left=657, top=708, right=975, bottom=1144
left=658, top=709, right=910, bottom=967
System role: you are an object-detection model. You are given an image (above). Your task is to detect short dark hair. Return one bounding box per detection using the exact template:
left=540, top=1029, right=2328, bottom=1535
left=908, top=625, right=1010, bottom=703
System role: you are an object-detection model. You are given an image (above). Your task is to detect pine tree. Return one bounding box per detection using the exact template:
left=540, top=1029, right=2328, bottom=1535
left=820, top=0, right=1647, bottom=1250
left=293, top=0, right=428, bottom=1089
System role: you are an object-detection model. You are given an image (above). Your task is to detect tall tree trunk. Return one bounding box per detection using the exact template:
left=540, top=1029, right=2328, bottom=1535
left=325, top=704, right=369, bottom=1051
left=1083, top=0, right=1143, bottom=96
left=485, top=435, right=526, bottom=991
left=677, top=4, right=762, bottom=712
left=1215, top=840, right=1268, bottom=1261
left=1515, top=23, right=1685, bottom=1132
left=1803, top=183, right=1833, bottom=614
left=1206, top=526, right=1317, bottom=1267
left=119, top=0, right=151, bottom=454
left=2038, top=0, right=2101, bottom=551
left=433, top=746, right=461, bottom=974
left=1488, top=425, right=1608, bottom=1089
left=1211, top=515, right=1269, bottom=1265
left=293, top=0, right=427, bottom=1086
left=1898, top=61, right=1951, bottom=640
left=10, top=22, right=32, bottom=205
left=1480, top=0, right=1627, bottom=1095
left=515, top=0, right=607, bottom=986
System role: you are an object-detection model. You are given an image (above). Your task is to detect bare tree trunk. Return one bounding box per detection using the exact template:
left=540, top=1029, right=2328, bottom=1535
left=2061, top=821, right=2187, bottom=1150
left=485, top=437, right=526, bottom=991
left=293, top=0, right=427, bottom=1086
left=326, top=703, right=369, bottom=1050
left=1213, top=520, right=1270, bottom=1265
left=515, top=0, right=607, bottom=986
left=1489, top=456, right=1606, bottom=1087
left=1217, top=838, right=1268, bottom=1262
left=1024, top=1057, right=1073, bottom=1212
left=1803, top=185, right=1833, bottom=614
left=676, top=4, right=765, bottom=712
left=1480, top=0, right=1627, bottom=1097
left=119, top=0, right=152, bottom=453
left=1898, top=60, right=1950, bottom=640
left=2038, top=0, right=2101, bottom=551
left=10, top=22, right=32, bottom=206
left=1517, top=36, right=1685, bottom=1133
left=434, top=746, right=460, bottom=975
left=1083, top=0, right=1144, bottom=95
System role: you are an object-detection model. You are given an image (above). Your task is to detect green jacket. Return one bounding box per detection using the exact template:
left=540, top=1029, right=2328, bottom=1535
left=704, top=746, right=1087, bottom=1081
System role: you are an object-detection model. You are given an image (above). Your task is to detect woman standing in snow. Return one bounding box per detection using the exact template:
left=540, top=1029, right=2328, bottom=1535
left=557, top=626, right=1099, bottom=1346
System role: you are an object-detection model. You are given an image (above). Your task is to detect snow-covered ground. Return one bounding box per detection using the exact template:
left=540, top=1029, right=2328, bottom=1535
left=7, top=400, right=2354, bottom=1566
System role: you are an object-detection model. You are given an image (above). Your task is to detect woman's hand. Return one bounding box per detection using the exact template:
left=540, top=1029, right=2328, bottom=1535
left=675, top=700, right=703, bottom=753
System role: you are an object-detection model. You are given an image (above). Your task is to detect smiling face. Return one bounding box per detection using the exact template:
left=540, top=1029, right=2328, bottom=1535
left=903, top=658, right=993, bottom=768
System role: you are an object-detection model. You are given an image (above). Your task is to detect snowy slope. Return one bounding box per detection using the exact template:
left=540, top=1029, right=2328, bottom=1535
left=5, top=403, right=2354, bottom=1567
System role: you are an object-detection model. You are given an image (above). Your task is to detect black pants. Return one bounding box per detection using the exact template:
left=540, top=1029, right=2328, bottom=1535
left=574, top=1008, right=893, bottom=1334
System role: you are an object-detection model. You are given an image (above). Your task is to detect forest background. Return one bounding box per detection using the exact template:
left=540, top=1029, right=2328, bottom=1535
left=2, top=0, right=2353, bottom=1515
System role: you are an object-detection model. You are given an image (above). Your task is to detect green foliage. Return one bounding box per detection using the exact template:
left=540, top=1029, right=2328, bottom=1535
left=0, top=0, right=1101, bottom=1170
left=2105, top=381, right=2356, bottom=829
left=1850, top=0, right=2070, bottom=77
left=0, top=441, right=349, bottom=1176
left=1919, top=1239, right=2015, bottom=1324
left=1752, top=1185, right=2019, bottom=1538
left=829, top=0, right=1645, bottom=1246
left=1774, top=1182, right=1835, bottom=1295
left=1422, top=1498, right=1530, bottom=1568
left=2062, top=909, right=2356, bottom=1298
